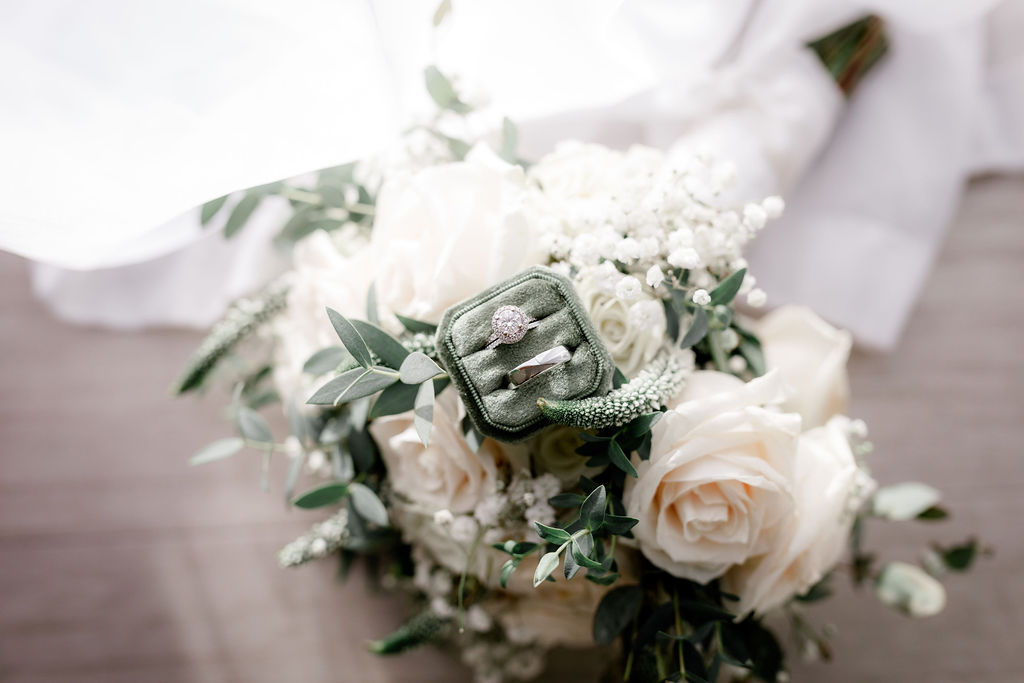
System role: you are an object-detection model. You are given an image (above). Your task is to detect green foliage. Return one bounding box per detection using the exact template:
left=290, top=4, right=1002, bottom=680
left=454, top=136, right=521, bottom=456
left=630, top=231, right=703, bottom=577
left=293, top=482, right=349, bottom=509
left=424, top=66, right=472, bottom=114
left=302, top=346, right=349, bottom=375
left=708, top=268, right=747, bottom=306
left=349, top=320, right=410, bottom=369
left=189, top=437, right=244, bottom=466
left=679, top=306, right=709, bottom=349
left=593, top=585, right=644, bottom=644
left=306, top=366, right=398, bottom=405
left=348, top=482, right=389, bottom=527
left=933, top=538, right=981, bottom=571
left=327, top=308, right=373, bottom=368
left=394, top=314, right=437, bottom=334
left=237, top=406, right=272, bottom=443
left=399, top=352, right=445, bottom=384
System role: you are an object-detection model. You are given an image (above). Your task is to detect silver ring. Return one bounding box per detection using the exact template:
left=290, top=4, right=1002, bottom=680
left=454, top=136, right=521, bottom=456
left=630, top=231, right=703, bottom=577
left=485, top=305, right=540, bottom=350
left=508, top=346, right=571, bottom=389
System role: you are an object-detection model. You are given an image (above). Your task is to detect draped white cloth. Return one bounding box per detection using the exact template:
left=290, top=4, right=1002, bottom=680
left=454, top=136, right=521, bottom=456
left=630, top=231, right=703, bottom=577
left=3, top=0, right=1023, bottom=346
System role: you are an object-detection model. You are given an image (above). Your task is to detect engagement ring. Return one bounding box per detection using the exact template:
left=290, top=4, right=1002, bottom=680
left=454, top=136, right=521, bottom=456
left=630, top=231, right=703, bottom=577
left=508, top=345, right=572, bottom=389
left=485, top=305, right=540, bottom=350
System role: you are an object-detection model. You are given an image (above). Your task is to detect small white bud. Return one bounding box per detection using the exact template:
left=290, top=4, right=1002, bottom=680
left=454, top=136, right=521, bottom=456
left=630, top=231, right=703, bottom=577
left=762, top=195, right=785, bottom=219
left=743, top=203, right=768, bottom=230
left=720, top=328, right=740, bottom=351
left=645, top=264, right=665, bottom=288
left=746, top=288, right=767, bottom=307
left=309, top=538, right=328, bottom=557
left=615, top=275, right=642, bottom=301
left=668, top=247, right=700, bottom=269
left=692, top=289, right=712, bottom=306
left=432, top=509, right=454, bottom=526
left=728, top=355, right=747, bottom=373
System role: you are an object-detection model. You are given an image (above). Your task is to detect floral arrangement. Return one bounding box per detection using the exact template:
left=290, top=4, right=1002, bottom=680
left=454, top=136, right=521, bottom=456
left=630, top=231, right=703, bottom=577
left=176, top=63, right=981, bottom=683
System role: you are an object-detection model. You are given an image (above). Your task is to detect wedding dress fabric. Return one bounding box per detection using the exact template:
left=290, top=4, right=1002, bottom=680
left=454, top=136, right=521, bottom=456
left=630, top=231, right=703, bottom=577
left=3, top=0, right=1022, bottom=347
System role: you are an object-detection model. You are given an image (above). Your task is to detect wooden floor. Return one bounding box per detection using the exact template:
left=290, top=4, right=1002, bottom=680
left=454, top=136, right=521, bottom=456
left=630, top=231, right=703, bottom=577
left=1, top=176, right=1022, bottom=683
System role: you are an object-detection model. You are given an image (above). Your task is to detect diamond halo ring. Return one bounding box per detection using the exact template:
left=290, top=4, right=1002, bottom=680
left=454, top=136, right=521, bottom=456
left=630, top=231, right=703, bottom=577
left=485, top=305, right=540, bottom=350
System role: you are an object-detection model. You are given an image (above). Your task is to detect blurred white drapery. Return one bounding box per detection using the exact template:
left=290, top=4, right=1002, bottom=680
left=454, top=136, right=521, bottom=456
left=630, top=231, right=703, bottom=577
left=3, top=0, right=1022, bottom=346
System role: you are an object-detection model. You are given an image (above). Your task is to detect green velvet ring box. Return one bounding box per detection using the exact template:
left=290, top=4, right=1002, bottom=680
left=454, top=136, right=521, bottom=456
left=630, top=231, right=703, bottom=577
left=435, top=265, right=614, bottom=442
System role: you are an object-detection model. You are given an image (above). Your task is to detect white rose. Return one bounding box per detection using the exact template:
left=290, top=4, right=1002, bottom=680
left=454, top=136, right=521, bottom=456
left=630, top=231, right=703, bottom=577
left=272, top=229, right=370, bottom=400
left=723, top=415, right=875, bottom=617
left=368, top=146, right=545, bottom=332
left=623, top=371, right=801, bottom=583
left=756, top=305, right=852, bottom=429
left=576, top=272, right=665, bottom=377
left=369, top=391, right=502, bottom=514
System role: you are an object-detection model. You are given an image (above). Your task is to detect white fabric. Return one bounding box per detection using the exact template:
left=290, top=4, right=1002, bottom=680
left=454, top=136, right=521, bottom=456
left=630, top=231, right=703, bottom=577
left=4, top=0, right=1024, bottom=344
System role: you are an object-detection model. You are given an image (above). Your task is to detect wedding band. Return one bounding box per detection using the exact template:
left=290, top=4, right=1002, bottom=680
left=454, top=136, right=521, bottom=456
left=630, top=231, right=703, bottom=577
left=485, top=305, right=540, bottom=350
left=507, top=346, right=571, bottom=389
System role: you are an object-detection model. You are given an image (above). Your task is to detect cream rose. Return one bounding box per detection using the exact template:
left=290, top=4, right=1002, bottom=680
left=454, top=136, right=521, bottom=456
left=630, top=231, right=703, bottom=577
left=756, top=305, right=852, bottom=429
left=623, top=371, right=800, bottom=583
left=576, top=271, right=666, bottom=377
left=723, top=415, right=875, bottom=616
left=368, top=146, right=545, bottom=332
left=369, top=391, right=500, bottom=514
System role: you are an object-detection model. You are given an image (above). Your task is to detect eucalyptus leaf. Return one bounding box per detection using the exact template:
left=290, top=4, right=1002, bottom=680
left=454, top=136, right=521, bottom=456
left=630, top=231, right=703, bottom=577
left=349, top=482, right=389, bottom=527
left=190, top=437, right=244, bottom=466
left=571, top=540, right=604, bottom=570
left=580, top=486, right=607, bottom=530
left=366, top=283, right=380, bottom=325
left=461, top=414, right=484, bottom=453
left=413, top=380, right=435, bottom=446
left=224, top=191, right=262, bottom=238
left=237, top=407, right=272, bottom=443
left=873, top=482, right=941, bottom=521
left=499, top=117, right=518, bottom=163
left=563, top=546, right=581, bottom=580
left=603, top=514, right=639, bottom=535
left=307, top=367, right=397, bottom=406
left=284, top=445, right=306, bottom=503
left=293, top=482, right=349, bottom=509
left=326, top=308, right=373, bottom=368
left=875, top=561, right=946, bottom=617
left=623, top=412, right=663, bottom=438
left=303, top=346, right=349, bottom=375
left=349, top=319, right=409, bottom=369
left=400, top=352, right=444, bottom=384
left=369, top=381, right=418, bottom=418
left=533, top=551, right=561, bottom=587
left=394, top=314, right=437, bottom=334
left=549, top=493, right=584, bottom=508
left=679, top=306, right=709, bottom=349
left=533, top=522, right=571, bottom=544
left=500, top=557, right=520, bottom=588
left=593, top=585, right=643, bottom=645
left=425, top=65, right=457, bottom=108
left=608, top=440, right=639, bottom=479
left=200, top=194, right=229, bottom=225
left=347, top=427, right=378, bottom=472
left=709, top=268, right=747, bottom=306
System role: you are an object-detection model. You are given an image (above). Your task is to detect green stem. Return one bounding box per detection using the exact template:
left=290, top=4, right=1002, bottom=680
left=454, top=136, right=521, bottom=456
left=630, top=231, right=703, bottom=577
left=457, top=526, right=486, bottom=634
left=673, top=590, right=686, bottom=680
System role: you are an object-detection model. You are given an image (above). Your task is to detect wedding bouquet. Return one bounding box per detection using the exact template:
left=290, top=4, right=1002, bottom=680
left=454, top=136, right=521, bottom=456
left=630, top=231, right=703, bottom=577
left=176, top=63, right=980, bottom=683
